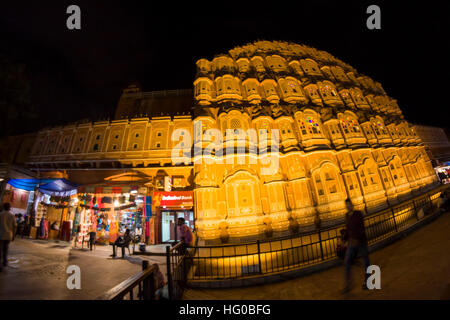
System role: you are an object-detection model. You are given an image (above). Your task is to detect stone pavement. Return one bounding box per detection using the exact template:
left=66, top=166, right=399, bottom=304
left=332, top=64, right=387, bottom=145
left=0, top=239, right=167, bottom=299
left=183, top=211, right=450, bottom=300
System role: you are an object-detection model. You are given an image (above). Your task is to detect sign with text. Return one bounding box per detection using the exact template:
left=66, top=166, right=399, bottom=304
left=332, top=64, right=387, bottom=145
left=153, top=191, right=193, bottom=207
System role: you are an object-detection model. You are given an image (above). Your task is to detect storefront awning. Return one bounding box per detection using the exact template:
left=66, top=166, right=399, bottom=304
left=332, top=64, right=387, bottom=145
left=8, top=179, right=54, bottom=191
left=7, top=178, right=79, bottom=196
left=38, top=179, right=79, bottom=196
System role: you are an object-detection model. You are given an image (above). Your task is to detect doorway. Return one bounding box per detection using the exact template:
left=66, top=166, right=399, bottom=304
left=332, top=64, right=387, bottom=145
left=161, top=210, right=194, bottom=243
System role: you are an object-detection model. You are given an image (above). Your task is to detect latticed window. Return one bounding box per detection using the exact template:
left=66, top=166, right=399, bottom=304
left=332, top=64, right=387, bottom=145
left=230, top=118, right=241, bottom=130
left=341, top=116, right=361, bottom=135
left=315, top=174, right=324, bottom=196
left=320, top=84, right=337, bottom=97
left=346, top=175, right=354, bottom=190
left=306, top=87, right=319, bottom=99
left=287, top=81, right=298, bottom=93
left=305, top=116, right=321, bottom=134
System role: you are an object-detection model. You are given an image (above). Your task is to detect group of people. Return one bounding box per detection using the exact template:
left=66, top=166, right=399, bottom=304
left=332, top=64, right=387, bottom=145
left=8, top=194, right=445, bottom=295
left=0, top=198, right=373, bottom=291
left=107, top=216, right=193, bottom=259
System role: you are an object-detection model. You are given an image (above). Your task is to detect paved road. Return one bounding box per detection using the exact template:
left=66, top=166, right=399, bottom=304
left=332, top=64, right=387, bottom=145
left=183, top=212, right=450, bottom=300
left=2, top=212, right=449, bottom=299
left=0, top=240, right=167, bottom=300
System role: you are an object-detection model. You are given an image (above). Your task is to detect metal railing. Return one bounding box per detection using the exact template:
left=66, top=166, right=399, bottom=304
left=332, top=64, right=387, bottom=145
left=166, top=241, right=190, bottom=300
left=98, top=260, right=157, bottom=300
left=101, top=185, right=448, bottom=298
left=185, top=185, right=447, bottom=282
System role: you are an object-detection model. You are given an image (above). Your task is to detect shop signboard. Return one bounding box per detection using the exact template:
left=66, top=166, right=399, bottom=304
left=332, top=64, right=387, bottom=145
left=145, top=196, right=152, bottom=218
left=153, top=191, right=193, bottom=207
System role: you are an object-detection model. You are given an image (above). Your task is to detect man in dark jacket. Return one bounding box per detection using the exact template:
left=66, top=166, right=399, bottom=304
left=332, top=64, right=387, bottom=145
left=110, top=228, right=132, bottom=258
left=342, top=199, right=370, bottom=293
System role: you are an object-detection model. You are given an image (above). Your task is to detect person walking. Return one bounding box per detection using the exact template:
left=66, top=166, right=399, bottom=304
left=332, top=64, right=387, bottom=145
left=341, top=199, right=371, bottom=293
left=88, top=225, right=96, bottom=251
left=0, top=203, right=17, bottom=272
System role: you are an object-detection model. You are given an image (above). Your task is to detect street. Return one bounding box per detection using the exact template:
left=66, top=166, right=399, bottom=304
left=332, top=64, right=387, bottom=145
left=183, top=211, right=450, bottom=300
left=0, top=239, right=167, bottom=299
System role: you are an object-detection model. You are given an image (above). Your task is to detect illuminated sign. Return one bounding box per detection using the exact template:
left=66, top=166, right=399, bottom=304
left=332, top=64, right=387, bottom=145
left=153, top=191, right=193, bottom=207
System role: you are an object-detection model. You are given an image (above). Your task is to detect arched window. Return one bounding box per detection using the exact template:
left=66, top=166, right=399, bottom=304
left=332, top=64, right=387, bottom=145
left=320, top=66, right=335, bottom=80
left=196, top=59, right=211, bottom=73
left=388, top=157, right=406, bottom=185
left=230, top=118, right=241, bottom=130
left=243, top=79, right=260, bottom=102
left=358, top=159, right=381, bottom=192
left=288, top=60, right=304, bottom=76
left=305, top=115, right=321, bottom=135
left=266, top=55, right=287, bottom=73
left=371, top=117, right=389, bottom=138
left=350, top=88, right=369, bottom=109
left=324, top=120, right=344, bottom=143
left=194, top=78, right=213, bottom=104
left=300, top=59, right=321, bottom=76
left=224, top=171, right=262, bottom=219
left=330, top=66, right=349, bottom=83
left=313, top=163, right=342, bottom=201
left=318, top=81, right=341, bottom=106
left=296, top=110, right=325, bottom=142
left=340, top=115, right=361, bottom=136
left=278, top=77, right=305, bottom=103
left=261, top=80, right=279, bottom=102
left=212, top=56, right=234, bottom=73
left=251, top=56, right=265, bottom=72
left=339, top=89, right=355, bottom=107
left=319, top=83, right=338, bottom=98
left=236, top=58, right=250, bottom=73
left=304, top=84, right=322, bottom=105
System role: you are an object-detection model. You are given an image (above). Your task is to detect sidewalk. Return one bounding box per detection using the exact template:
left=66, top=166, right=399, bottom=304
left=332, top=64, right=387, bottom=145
left=0, top=238, right=167, bottom=299
left=183, top=211, right=450, bottom=300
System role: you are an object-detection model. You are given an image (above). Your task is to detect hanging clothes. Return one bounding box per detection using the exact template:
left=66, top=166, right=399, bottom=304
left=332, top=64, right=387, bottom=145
left=60, top=221, right=71, bottom=241
left=40, top=218, right=49, bottom=239
left=72, top=208, right=80, bottom=237
left=39, top=218, right=45, bottom=238
left=61, top=208, right=67, bottom=223
left=109, top=221, right=118, bottom=243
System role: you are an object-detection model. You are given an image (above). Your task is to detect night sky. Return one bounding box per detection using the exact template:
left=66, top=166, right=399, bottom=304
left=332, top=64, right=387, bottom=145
left=1, top=1, right=449, bottom=134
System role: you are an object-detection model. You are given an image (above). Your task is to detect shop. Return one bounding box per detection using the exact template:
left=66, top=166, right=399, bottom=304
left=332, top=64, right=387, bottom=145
left=435, top=165, right=450, bottom=184
left=33, top=193, right=77, bottom=241
left=75, top=184, right=149, bottom=247
left=3, top=179, right=79, bottom=241
left=1, top=183, right=33, bottom=216
left=152, top=191, right=194, bottom=244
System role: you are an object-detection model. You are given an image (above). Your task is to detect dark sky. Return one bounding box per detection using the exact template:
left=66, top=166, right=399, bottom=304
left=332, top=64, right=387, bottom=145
left=1, top=1, right=449, bottom=133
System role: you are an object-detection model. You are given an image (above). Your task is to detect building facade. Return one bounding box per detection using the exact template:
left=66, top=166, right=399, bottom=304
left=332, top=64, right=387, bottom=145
left=26, top=41, right=439, bottom=244
left=413, top=124, right=450, bottom=166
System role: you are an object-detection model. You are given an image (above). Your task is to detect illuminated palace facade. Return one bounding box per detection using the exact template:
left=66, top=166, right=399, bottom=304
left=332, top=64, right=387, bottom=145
left=27, top=41, right=438, bottom=243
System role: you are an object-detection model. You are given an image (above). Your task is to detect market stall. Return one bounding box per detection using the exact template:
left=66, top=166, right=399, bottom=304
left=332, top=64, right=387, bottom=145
left=4, top=178, right=79, bottom=240
left=435, top=165, right=450, bottom=184
left=75, top=184, right=148, bottom=247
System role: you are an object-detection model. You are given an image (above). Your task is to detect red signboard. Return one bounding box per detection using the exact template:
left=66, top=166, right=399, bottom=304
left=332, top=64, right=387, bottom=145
left=153, top=191, right=193, bottom=207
